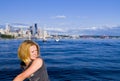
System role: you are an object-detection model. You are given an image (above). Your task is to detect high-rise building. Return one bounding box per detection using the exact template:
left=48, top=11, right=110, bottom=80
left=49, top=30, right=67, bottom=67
left=34, top=23, right=37, bottom=34
left=6, top=23, right=10, bottom=32
left=30, top=26, right=33, bottom=35
left=29, top=23, right=38, bottom=36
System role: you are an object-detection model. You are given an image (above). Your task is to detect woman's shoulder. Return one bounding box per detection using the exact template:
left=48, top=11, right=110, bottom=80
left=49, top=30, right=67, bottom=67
left=34, top=57, right=43, bottom=63
left=34, top=57, right=43, bottom=61
left=32, top=58, right=43, bottom=67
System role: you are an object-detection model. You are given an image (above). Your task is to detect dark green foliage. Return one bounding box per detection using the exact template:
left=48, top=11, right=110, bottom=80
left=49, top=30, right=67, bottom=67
left=0, top=34, right=14, bottom=39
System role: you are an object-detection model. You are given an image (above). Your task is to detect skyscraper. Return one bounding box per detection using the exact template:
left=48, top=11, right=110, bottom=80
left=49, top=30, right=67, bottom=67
left=34, top=23, right=37, bottom=34
left=30, top=26, right=33, bottom=35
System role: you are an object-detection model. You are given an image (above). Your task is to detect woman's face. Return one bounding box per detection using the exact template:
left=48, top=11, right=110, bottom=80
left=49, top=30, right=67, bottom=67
left=29, top=45, right=38, bottom=60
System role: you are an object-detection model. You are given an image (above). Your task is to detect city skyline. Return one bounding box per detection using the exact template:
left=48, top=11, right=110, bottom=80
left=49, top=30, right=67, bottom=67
left=0, top=0, right=120, bottom=36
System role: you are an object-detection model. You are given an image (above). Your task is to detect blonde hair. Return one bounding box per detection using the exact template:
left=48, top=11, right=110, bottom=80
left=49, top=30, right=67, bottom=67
left=18, top=40, right=40, bottom=64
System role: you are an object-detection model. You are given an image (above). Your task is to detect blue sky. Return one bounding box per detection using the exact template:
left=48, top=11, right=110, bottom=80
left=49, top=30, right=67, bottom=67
left=0, top=0, right=120, bottom=35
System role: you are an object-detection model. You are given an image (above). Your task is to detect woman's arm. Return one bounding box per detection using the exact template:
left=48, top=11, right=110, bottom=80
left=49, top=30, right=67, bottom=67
left=13, top=58, right=43, bottom=81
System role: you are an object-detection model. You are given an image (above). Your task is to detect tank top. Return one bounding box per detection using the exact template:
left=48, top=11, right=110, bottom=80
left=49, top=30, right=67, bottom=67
left=25, top=59, right=50, bottom=81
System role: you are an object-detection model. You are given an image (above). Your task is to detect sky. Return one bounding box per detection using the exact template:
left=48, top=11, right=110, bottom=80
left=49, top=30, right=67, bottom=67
left=0, top=0, right=120, bottom=36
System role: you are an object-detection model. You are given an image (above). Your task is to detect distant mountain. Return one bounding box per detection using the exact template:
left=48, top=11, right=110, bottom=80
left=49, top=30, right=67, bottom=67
left=46, top=26, right=120, bottom=36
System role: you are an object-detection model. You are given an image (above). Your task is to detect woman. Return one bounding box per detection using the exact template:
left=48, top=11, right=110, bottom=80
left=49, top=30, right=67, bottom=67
left=13, top=40, right=50, bottom=81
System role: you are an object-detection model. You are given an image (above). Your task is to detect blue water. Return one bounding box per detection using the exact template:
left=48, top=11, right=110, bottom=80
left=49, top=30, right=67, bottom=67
left=0, top=38, right=120, bottom=81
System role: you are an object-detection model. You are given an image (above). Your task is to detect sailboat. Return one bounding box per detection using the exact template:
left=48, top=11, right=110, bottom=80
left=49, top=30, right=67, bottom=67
left=42, top=30, right=47, bottom=42
left=54, top=34, right=60, bottom=42
left=55, top=38, right=59, bottom=42
left=43, top=36, right=47, bottom=42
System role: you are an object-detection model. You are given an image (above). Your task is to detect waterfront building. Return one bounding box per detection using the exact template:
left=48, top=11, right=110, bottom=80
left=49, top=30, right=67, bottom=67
left=0, top=28, right=4, bottom=34
left=0, top=23, right=50, bottom=39
left=34, top=23, right=38, bottom=34
left=5, top=23, right=11, bottom=34
left=30, top=26, right=33, bottom=35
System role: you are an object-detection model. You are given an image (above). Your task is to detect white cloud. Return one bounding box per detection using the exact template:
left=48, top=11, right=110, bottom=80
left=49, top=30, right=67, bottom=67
left=12, top=25, right=29, bottom=28
left=10, top=23, right=29, bottom=28
left=52, top=15, right=66, bottom=19
left=76, top=16, right=88, bottom=19
left=45, top=27, right=67, bottom=32
left=73, top=27, right=101, bottom=30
